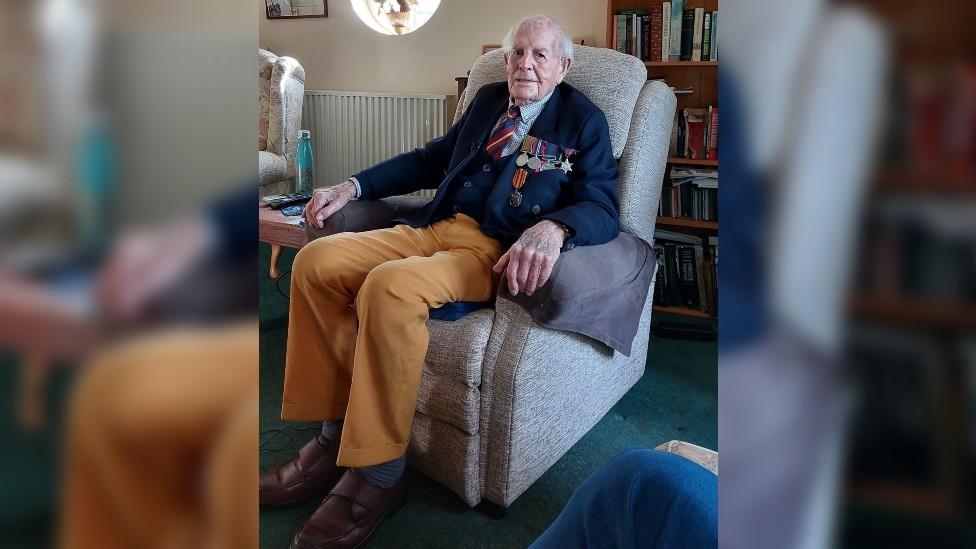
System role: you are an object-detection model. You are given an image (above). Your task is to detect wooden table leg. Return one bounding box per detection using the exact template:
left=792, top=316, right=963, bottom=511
left=270, top=243, right=282, bottom=279
left=19, top=355, right=50, bottom=431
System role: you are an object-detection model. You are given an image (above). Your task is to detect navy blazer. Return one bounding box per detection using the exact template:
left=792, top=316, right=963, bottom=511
left=353, top=81, right=620, bottom=248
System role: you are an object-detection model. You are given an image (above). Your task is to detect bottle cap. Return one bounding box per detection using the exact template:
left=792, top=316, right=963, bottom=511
left=299, top=129, right=311, bottom=138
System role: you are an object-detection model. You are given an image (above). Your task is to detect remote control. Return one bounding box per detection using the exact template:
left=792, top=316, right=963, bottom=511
left=263, top=191, right=312, bottom=210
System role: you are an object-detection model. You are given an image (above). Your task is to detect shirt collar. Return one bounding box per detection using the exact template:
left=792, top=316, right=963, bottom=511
left=508, top=88, right=555, bottom=126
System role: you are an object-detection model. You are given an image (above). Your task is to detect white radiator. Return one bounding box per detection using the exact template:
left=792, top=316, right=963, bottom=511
left=301, top=90, right=447, bottom=197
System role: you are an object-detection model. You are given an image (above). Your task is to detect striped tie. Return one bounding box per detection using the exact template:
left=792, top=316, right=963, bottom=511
left=485, top=106, right=521, bottom=160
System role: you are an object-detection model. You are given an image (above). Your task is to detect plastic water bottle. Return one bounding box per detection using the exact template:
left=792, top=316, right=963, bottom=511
left=76, top=111, right=117, bottom=256
left=295, top=129, right=313, bottom=193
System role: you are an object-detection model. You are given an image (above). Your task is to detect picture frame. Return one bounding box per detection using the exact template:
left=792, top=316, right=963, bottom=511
left=266, top=0, right=327, bottom=19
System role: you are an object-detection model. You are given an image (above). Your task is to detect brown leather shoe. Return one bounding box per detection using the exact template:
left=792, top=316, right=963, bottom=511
left=260, top=434, right=345, bottom=506
left=291, top=469, right=407, bottom=549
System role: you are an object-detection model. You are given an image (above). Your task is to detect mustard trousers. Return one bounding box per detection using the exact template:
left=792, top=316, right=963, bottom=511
left=280, top=213, right=503, bottom=467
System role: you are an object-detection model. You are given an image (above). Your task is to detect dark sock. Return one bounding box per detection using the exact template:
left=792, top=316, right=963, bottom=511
left=320, top=419, right=343, bottom=445
left=355, top=455, right=406, bottom=488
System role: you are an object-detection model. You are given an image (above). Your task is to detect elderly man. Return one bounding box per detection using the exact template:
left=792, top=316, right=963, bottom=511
left=261, top=14, right=619, bottom=548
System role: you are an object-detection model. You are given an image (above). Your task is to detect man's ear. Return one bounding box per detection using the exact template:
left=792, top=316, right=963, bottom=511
left=559, top=57, right=572, bottom=81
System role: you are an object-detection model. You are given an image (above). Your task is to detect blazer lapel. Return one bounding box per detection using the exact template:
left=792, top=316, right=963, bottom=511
left=525, top=83, right=564, bottom=139
left=475, top=85, right=512, bottom=147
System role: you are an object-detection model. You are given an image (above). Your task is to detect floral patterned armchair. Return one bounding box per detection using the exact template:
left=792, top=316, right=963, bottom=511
left=258, top=49, right=305, bottom=196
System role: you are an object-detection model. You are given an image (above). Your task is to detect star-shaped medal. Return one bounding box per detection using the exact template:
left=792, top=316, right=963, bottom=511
left=560, top=159, right=573, bottom=174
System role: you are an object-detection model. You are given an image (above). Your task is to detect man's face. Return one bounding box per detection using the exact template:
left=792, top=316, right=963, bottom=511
left=504, top=25, right=571, bottom=106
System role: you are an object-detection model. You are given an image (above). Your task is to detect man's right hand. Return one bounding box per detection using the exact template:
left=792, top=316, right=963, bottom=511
left=304, top=180, right=357, bottom=229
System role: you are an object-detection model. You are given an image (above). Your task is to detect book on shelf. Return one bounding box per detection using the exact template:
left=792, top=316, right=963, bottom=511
left=661, top=2, right=671, bottom=62
left=701, top=12, right=712, bottom=61
left=675, top=109, right=687, bottom=157
left=679, top=9, right=695, bottom=61
left=669, top=0, right=684, bottom=61
left=709, top=12, right=718, bottom=61
left=652, top=230, right=717, bottom=314
left=669, top=109, right=680, bottom=156
left=649, top=4, right=662, bottom=62
left=683, top=107, right=707, bottom=159
left=614, top=14, right=626, bottom=54
left=707, top=107, right=719, bottom=160
left=691, top=8, right=704, bottom=62
left=677, top=245, right=701, bottom=308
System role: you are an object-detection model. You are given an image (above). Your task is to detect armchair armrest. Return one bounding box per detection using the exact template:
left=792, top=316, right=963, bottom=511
left=304, top=195, right=431, bottom=241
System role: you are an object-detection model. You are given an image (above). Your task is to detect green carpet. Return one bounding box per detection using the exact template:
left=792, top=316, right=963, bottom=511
left=259, top=244, right=717, bottom=548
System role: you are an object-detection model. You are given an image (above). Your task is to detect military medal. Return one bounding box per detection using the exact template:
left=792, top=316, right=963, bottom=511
left=508, top=168, right=527, bottom=207
left=527, top=155, right=542, bottom=170
left=516, top=152, right=529, bottom=167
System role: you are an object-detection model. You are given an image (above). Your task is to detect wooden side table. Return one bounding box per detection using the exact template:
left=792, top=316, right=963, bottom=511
left=259, top=205, right=309, bottom=278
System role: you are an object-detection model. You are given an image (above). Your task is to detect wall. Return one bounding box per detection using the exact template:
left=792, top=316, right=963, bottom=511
left=258, top=0, right=608, bottom=96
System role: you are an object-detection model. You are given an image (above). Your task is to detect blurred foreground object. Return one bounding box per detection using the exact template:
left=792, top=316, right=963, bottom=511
left=720, top=1, right=887, bottom=549
left=60, top=322, right=258, bottom=549
left=722, top=0, right=976, bottom=546
left=1, top=0, right=257, bottom=546
left=840, top=0, right=976, bottom=546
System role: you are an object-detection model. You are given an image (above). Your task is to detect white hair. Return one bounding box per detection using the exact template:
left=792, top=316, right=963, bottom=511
left=501, top=15, right=574, bottom=63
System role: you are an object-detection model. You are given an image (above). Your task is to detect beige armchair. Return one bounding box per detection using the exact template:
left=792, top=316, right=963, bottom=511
left=258, top=49, right=305, bottom=197
left=304, top=45, right=676, bottom=511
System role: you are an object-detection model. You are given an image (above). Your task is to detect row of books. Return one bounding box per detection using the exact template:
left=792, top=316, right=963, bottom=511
left=670, top=106, right=719, bottom=160
left=612, top=3, right=718, bottom=62
left=658, top=168, right=718, bottom=221
left=653, top=230, right=718, bottom=313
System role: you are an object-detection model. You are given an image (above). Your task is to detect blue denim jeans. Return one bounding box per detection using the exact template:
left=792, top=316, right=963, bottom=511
left=530, top=448, right=717, bottom=549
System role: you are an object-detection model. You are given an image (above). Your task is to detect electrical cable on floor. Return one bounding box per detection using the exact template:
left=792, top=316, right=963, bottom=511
left=275, top=269, right=291, bottom=300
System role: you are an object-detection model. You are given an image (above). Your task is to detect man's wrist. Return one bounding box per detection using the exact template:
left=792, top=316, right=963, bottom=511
left=346, top=177, right=362, bottom=199
left=542, top=219, right=571, bottom=244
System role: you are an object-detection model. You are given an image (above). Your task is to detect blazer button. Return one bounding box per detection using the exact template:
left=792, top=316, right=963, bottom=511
left=482, top=164, right=491, bottom=172
left=567, top=243, right=576, bottom=250
left=453, top=205, right=461, bottom=213
left=463, top=181, right=472, bottom=188
left=530, top=204, right=540, bottom=214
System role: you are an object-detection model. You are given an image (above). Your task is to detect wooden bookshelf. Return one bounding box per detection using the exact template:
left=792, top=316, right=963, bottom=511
left=667, top=157, right=717, bottom=166
left=655, top=216, right=717, bottom=230
left=653, top=305, right=714, bottom=319
left=645, top=61, right=717, bottom=67
left=849, top=296, right=976, bottom=331
left=610, top=0, right=719, bottom=321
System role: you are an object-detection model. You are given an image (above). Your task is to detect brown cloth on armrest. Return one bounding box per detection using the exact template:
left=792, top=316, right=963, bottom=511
left=305, top=199, right=655, bottom=356
left=304, top=195, right=432, bottom=240
left=505, top=232, right=656, bottom=357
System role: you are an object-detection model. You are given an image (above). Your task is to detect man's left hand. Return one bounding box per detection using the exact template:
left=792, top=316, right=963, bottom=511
left=492, top=220, right=567, bottom=296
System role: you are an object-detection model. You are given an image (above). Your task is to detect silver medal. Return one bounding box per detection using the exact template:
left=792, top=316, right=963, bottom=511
left=527, top=155, right=542, bottom=171
left=508, top=191, right=523, bottom=208
left=516, top=153, right=529, bottom=167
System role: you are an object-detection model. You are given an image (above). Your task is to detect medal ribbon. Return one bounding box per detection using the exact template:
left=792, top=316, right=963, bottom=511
left=512, top=168, right=528, bottom=191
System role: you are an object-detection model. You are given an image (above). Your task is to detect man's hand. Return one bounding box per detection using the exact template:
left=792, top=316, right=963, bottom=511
left=97, top=218, right=212, bottom=324
left=304, top=180, right=357, bottom=229
left=492, top=220, right=568, bottom=296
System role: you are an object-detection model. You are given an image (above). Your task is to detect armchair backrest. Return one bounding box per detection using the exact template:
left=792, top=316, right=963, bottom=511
left=258, top=49, right=306, bottom=170
left=456, top=45, right=676, bottom=243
